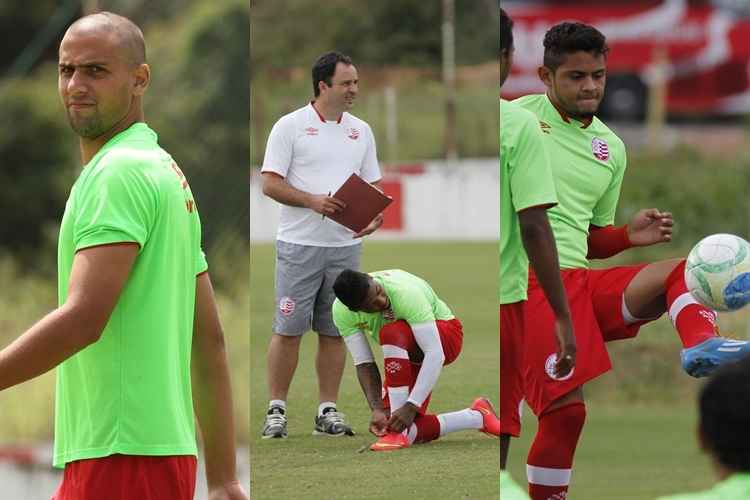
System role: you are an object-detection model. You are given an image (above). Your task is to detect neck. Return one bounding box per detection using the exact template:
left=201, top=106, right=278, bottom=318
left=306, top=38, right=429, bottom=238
left=547, top=92, right=593, bottom=126
left=313, top=99, right=344, bottom=121
left=79, top=109, right=144, bottom=164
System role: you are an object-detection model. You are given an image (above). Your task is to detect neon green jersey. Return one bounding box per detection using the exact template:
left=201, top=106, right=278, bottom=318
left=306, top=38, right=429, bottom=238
left=656, top=473, right=750, bottom=499
left=500, top=99, right=558, bottom=304
left=332, top=269, right=454, bottom=342
left=514, top=94, right=627, bottom=269
left=54, top=123, right=208, bottom=468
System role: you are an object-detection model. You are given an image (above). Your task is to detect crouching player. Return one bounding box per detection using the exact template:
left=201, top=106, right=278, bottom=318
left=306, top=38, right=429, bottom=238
left=332, top=269, right=499, bottom=451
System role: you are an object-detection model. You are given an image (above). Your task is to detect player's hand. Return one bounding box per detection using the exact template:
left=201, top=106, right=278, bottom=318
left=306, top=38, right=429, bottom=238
left=307, top=194, right=346, bottom=216
left=627, top=208, right=673, bottom=247
left=369, top=408, right=389, bottom=436
left=208, top=480, right=248, bottom=500
left=353, top=213, right=384, bottom=238
left=387, top=402, right=418, bottom=433
left=553, top=316, right=576, bottom=379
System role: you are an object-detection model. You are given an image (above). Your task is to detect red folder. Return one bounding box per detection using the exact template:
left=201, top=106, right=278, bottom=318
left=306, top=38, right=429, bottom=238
left=328, top=174, right=393, bottom=232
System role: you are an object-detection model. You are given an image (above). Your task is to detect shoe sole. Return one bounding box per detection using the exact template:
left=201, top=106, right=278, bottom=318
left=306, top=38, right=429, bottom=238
left=312, top=429, right=354, bottom=437
left=261, top=433, right=288, bottom=439
left=684, top=357, right=719, bottom=378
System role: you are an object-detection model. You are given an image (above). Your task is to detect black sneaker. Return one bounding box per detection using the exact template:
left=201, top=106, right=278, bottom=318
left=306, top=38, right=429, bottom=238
left=313, top=407, right=354, bottom=436
left=261, top=406, right=288, bottom=439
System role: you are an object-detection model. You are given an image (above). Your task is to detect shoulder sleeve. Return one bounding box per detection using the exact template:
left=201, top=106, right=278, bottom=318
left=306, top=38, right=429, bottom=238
left=261, top=114, right=295, bottom=177
left=74, top=154, right=157, bottom=251
left=591, top=137, right=627, bottom=226
left=332, top=300, right=360, bottom=337
left=196, top=249, right=208, bottom=275
left=360, top=123, right=381, bottom=183
left=507, top=109, right=558, bottom=212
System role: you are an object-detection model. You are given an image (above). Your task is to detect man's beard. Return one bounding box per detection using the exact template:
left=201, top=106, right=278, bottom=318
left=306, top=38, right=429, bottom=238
left=67, top=111, right=107, bottom=139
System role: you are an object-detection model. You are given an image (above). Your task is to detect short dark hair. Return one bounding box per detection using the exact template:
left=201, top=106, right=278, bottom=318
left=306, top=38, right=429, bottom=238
left=333, top=269, right=370, bottom=311
left=699, top=356, right=750, bottom=472
left=500, top=8, right=514, bottom=53
left=311, top=51, right=353, bottom=98
left=543, top=22, right=609, bottom=72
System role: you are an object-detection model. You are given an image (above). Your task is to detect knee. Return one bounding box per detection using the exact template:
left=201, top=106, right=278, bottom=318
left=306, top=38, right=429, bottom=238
left=378, top=320, right=412, bottom=348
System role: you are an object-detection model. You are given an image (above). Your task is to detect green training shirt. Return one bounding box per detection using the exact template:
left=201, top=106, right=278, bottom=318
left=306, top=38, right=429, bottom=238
left=332, top=269, right=454, bottom=342
left=54, top=123, right=208, bottom=468
left=656, top=473, right=750, bottom=499
left=514, top=94, right=627, bottom=269
left=500, top=99, right=558, bottom=304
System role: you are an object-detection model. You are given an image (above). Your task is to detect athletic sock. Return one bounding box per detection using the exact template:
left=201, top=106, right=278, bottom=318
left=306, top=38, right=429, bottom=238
left=527, top=402, right=586, bottom=500
left=269, top=400, right=286, bottom=414
left=406, top=414, right=441, bottom=444
left=436, top=408, right=483, bottom=435
left=666, top=260, right=718, bottom=348
left=318, top=401, right=336, bottom=417
left=382, top=343, right=414, bottom=412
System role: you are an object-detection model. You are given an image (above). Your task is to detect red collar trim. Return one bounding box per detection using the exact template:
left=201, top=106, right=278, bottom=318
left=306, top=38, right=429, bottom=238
left=310, top=101, right=342, bottom=124
left=548, top=95, right=593, bottom=129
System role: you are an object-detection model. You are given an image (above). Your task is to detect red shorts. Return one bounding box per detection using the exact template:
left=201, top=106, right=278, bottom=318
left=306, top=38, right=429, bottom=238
left=500, top=302, right=524, bottom=437
left=380, top=318, right=463, bottom=414
left=504, top=264, right=654, bottom=424
left=52, top=454, right=197, bottom=500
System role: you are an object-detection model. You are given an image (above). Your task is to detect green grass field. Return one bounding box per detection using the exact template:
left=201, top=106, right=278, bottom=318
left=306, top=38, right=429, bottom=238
left=506, top=402, right=714, bottom=499
left=250, top=241, right=500, bottom=499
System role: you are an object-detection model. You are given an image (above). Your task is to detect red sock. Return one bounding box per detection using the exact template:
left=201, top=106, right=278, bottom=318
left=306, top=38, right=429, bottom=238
left=527, top=402, right=586, bottom=500
left=666, top=260, right=717, bottom=348
left=411, top=414, right=440, bottom=444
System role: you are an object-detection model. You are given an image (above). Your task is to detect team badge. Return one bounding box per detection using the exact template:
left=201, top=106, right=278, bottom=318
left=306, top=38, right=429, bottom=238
left=545, top=353, right=575, bottom=381
left=385, top=361, right=402, bottom=374
left=279, top=296, right=295, bottom=316
left=591, top=137, right=609, bottom=161
left=347, top=127, right=360, bottom=140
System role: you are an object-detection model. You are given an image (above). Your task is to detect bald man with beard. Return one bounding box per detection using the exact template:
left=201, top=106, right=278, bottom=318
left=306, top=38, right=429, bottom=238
left=0, top=12, right=247, bottom=500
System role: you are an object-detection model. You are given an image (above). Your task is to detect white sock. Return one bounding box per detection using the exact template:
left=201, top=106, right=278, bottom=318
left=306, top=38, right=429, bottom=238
left=269, top=400, right=286, bottom=414
left=437, top=408, right=483, bottom=436
left=387, top=386, right=409, bottom=413
left=318, top=401, right=337, bottom=416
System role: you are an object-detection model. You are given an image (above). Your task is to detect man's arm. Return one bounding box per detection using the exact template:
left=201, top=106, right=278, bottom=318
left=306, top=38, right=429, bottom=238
left=518, top=206, right=576, bottom=377
left=0, top=243, right=138, bottom=391
left=191, top=272, right=247, bottom=500
left=343, top=332, right=388, bottom=436
left=261, top=171, right=345, bottom=216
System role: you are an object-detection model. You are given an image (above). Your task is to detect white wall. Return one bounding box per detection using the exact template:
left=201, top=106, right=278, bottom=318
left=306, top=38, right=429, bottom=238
left=251, top=158, right=499, bottom=242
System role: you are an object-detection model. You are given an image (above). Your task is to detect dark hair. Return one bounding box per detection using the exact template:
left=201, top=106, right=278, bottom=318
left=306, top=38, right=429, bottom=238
left=543, top=22, right=609, bottom=72
left=500, top=8, right=514, bottom=53
left=333, top=269, right=370, bottom=311
left=699, top=356, right=750, bottom=471
left=311, top=51, right=353, bottom=97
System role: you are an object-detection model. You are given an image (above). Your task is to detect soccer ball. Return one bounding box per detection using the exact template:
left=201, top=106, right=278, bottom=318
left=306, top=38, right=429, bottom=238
left=685, top=233, right=750, bottom=312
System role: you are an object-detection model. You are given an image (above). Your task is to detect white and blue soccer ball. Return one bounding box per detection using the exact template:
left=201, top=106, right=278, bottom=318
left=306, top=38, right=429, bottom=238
left=685, top=233, right=750, bottom=312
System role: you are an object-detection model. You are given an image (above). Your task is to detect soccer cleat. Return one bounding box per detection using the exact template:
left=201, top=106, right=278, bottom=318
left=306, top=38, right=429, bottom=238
left=681, top=336, right=750, bottom=377
left=471, top=397, right=501, bottom=437
left=313, top=407, right=355, bottom=437
left=370, top=431, right=409, bottom=451
left=261, top=406, right=288, bottom=439
left=500, top=470, right=530, bottom=500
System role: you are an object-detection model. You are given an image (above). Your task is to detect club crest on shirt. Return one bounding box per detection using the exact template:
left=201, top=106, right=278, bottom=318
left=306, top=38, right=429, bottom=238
left=591, top=137, right=609, bottom=162
left=305, top=127, right=318, bottom=136
left=279, top=296, right=295, bottom=316
left=347, top=127, right=360, bottom=140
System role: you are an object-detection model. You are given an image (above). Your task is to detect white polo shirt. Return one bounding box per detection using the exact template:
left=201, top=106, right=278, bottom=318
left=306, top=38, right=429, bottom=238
left=262, top=102, right=382, bottom=247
